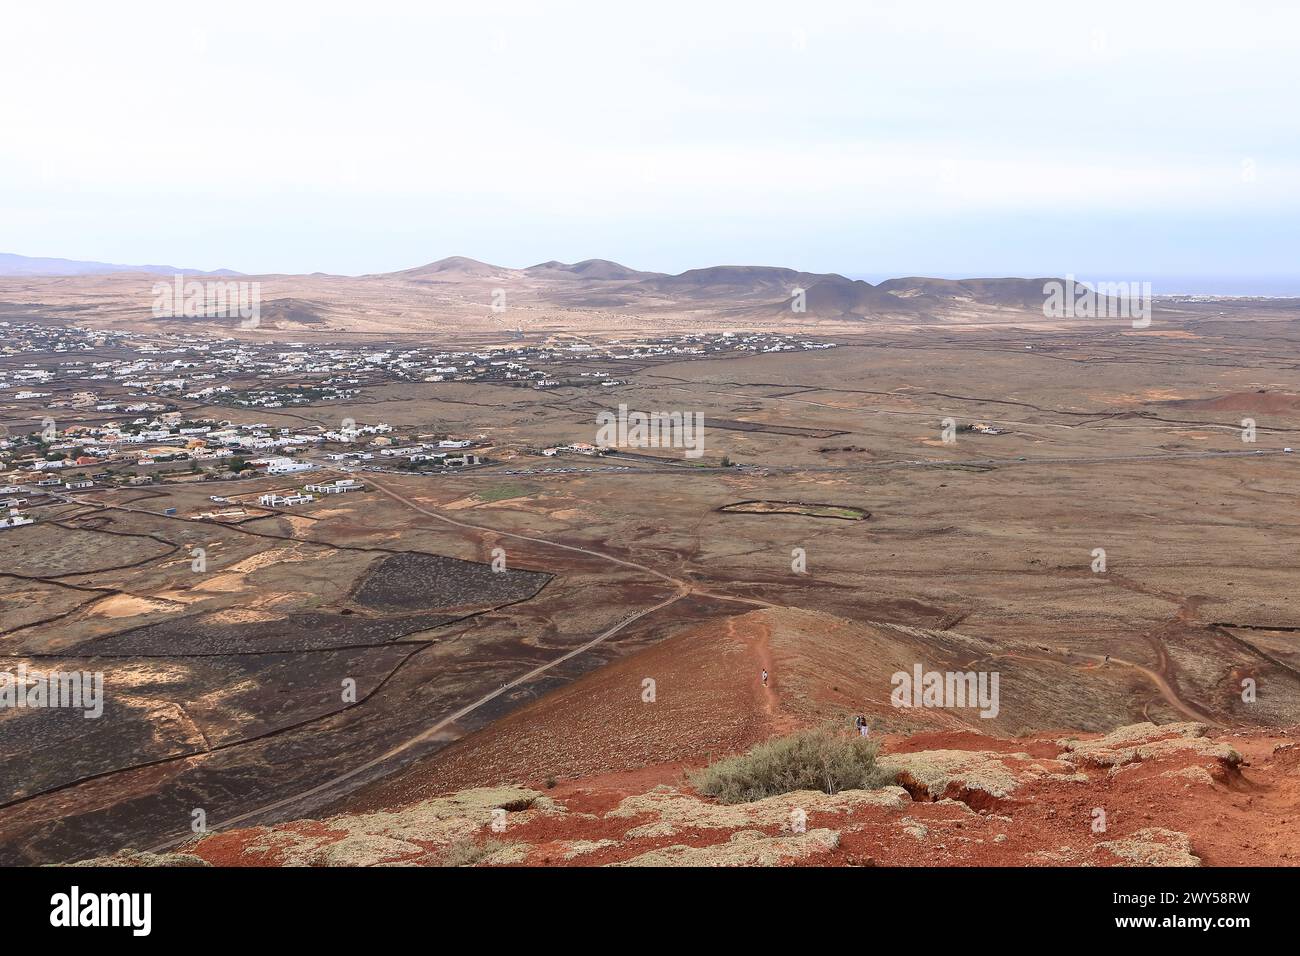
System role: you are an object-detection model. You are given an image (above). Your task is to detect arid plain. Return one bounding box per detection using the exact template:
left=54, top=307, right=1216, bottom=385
left=1, top=261, right=1298, bottom=865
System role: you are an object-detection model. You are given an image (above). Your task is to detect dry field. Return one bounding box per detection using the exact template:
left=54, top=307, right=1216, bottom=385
left=2, top=294, right=1300, bottom=864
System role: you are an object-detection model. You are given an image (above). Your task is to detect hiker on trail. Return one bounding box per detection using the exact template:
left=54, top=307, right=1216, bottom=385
left=761, top=669, right=768, bottom=687
left=855, top=714, right=870, bottom=737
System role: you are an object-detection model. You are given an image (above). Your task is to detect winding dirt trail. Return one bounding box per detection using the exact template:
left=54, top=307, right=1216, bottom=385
left=144, top=474, right=766, bottom=849
left=722, top=612, right=798, bottom=735
left=367, top=477, right=684, bottom=586
left=1075, top=651, right=1217, bottom=723
left=149, top=588, right=690, bottom=849
left=977, top=647, right=1216, bottom=725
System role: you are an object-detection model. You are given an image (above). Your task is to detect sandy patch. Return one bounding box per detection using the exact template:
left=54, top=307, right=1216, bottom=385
left=192, top=573, right=247, bottom=593
left=252, top=591, right=315, bottom=610
left=152, top=589, right=207, bottom=605
left=207, top=608, right=285, bottom=625
left=87, top=594, right=186, bottom=619
left=310, top=508, right=353, bottom=519
left=441, top=497, right=481, bottom=511
left=223, top=548, right=310, bottom=574
left=1110, top=388, right=1188, bottom=406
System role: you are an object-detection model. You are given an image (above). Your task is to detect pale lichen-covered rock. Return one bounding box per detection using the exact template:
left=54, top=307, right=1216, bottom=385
left=899, top=816, right=929, bottom=841
left=203, top=786, right=558, bottom=866
left=1059, top=723, right=1241, bottom=770
left=471, top=841, right=530, bottom=866
left=1094, top=827, right=1201, bottom=867
left=614, top=828, right=841, bottom=867
left=624, top=820, right=679, bottom=839
left=1160, top=765, right=1218, bottom=786
left=1028, top=846, right=1084, bottom=864
left=61, top=849, right=211, bottom=867
left=608, top=784, right=907, bottom=830
left=560, top=839, right=619, bottom=860
left=883, top=750, right=1023, bottom=803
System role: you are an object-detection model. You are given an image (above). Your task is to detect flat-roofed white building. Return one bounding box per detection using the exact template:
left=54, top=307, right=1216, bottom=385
left=252, top=456, right=313, bottom=475
left=258, top=492, right=315, bottom=507
left=304, top=479, right=365, bottom=494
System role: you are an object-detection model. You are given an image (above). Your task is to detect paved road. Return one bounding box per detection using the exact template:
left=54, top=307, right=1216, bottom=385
left=20, top=446, right=1294, bottom=505
left=395, top=446, right=1296, bottom=479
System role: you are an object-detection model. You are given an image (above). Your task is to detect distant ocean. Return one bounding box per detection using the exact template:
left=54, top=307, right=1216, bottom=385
left=851, top=275, right=1300, bottom=298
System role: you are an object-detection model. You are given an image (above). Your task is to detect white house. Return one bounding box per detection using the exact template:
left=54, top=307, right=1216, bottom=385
left=304, top=479, right=365, bottom=494
left=252, top=456, right=313, bottom=475
left=258, top=493, right=315, bottom=507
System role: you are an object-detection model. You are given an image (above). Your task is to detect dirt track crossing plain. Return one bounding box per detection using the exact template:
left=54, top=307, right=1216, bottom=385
left=3, top=305, right=1300, bottom=864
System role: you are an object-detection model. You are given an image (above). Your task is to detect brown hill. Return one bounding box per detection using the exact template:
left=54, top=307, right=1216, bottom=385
left=1, top=256, right=1174, bottom=335
left=790, top=275, right=918, bottom=317
left=340, top=607, right=1162, bottom=805
left=525, top=259, right=658, bottom=280
left=1165, top=391, right=1300, bottom=416
left=389, top=256, right=509, bottom=280
left=878, top=276, right=1062, bottom=310
left=253, top=296, right=329, bottom=328
left=640, top=264, right=824, bottom=300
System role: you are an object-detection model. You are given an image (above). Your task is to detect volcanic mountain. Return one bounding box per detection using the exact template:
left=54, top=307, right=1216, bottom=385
left=0, top=250, right=1100, bottom=334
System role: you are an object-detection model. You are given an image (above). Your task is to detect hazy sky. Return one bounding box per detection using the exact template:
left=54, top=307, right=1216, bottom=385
left=2, top=0, right=1298, bottom=287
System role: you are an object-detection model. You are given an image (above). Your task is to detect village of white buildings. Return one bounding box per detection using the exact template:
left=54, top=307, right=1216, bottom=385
left=0, top=321, right=834, bottom=528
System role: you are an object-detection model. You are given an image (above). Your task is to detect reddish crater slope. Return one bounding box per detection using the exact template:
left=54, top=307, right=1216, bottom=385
left=78, top=607, right=1299, bottom=867
left=86, top=721, right=1297, bottom=867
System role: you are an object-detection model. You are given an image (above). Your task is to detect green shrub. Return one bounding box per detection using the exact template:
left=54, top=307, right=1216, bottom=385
left=689, top=725, right=894, bottom=804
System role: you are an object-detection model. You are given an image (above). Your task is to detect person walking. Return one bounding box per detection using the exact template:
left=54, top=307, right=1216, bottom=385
left=761, top=669, right=768, bottom=688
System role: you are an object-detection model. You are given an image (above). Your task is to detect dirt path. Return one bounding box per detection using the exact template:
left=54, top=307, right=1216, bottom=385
left=984, top=646, right=1217, bottom=725
left=13, top=473, right=766, bottom=849
left=366, top=477, right=773, bottom=612
left=149, top=588, right=690, bottom=850
left=723, top=613, right=797, bottom=735
left=1076, top=651, right=1217, bottom=723
left=366, top=477, right=685, bottom=586
left=144, top=473, right=746, bottom=848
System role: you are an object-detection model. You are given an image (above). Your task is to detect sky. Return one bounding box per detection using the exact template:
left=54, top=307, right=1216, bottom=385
left=2, top=0, right=1298, bottom=291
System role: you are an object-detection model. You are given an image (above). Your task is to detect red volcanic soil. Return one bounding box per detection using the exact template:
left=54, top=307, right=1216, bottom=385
left=94, top=607, right=1296, bottom=868
left=146, top=720, right=1298, bottom=867
left=343, top=606, right=1039, bottom=810
left=348, top=609, right=787, bottom=806
left=1172, top=391, right=1300, bottom=415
